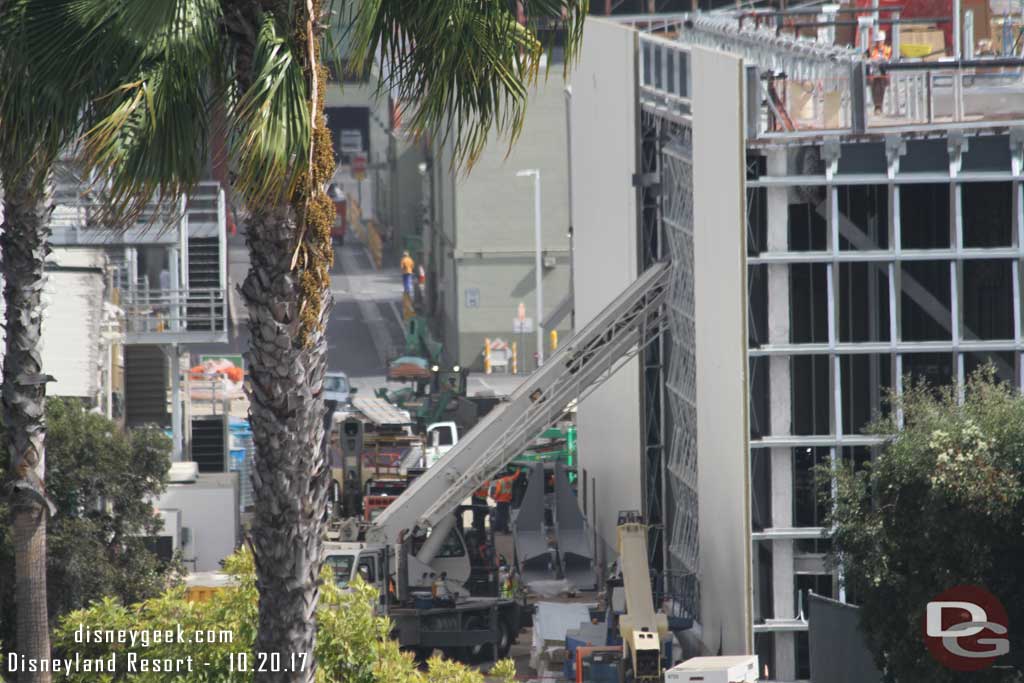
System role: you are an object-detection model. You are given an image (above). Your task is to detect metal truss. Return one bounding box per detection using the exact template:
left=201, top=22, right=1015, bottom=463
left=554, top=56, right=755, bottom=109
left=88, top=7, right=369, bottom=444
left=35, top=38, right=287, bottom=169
left=680, top=13, right=864, bottom=81
left=649, top=110, right=700, bottom=622
left=371, top=261, right=672, bottom=544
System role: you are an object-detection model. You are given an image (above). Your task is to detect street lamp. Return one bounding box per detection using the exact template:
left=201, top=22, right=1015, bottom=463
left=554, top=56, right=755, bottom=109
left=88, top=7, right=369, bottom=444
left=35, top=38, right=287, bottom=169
left=516, top=169, right=544, bottom=367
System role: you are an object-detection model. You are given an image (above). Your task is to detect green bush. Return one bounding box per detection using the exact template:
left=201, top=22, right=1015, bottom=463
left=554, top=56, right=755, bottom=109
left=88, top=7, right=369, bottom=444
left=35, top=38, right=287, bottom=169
left=827, top=367, right=1024, bottom=681
left=52, top=549, right=516, bottom=683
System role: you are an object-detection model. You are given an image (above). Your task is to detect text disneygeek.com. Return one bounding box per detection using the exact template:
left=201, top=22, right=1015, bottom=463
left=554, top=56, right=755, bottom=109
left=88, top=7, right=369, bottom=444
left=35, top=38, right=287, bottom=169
left=5, top=624, right=309, bottom=675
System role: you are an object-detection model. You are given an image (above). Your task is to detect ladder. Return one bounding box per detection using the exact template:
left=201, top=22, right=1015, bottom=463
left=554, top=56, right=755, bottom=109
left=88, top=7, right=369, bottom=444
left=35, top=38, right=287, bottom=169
left=367, top=261, right=671, bottom=544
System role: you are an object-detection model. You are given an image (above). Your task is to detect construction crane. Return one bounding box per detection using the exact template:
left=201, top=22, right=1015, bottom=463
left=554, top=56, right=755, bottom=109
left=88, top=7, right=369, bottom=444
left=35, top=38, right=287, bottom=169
left=324, top=261, right=670, bottom=657
left=616, top=511, right=670, bottom=681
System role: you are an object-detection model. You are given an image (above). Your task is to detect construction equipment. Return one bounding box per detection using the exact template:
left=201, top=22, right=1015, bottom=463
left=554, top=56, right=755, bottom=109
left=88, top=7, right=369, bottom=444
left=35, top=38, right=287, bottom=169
left=616, top=511, right=670, bottom=681
left=403, top=315, right=443, bottom=366
left=381, top=363, right=503, bottom=436
left=576, top=646, right=625, bottom=683
left=324, top=261, right=669, bottom=660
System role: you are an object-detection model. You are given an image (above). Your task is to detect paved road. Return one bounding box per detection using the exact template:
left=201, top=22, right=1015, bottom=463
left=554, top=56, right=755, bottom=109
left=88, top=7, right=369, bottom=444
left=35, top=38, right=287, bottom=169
left=189, top=231, right=406, bottom=382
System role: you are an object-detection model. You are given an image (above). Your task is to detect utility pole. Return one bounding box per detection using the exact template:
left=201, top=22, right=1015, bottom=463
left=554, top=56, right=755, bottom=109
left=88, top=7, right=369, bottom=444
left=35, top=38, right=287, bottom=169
left=516, top=169, right=544, bottom=367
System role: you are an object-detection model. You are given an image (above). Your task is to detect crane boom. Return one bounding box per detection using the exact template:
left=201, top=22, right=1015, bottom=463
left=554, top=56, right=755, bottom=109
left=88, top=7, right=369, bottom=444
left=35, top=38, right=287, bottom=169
left=366, top=261, right=670, bottom=546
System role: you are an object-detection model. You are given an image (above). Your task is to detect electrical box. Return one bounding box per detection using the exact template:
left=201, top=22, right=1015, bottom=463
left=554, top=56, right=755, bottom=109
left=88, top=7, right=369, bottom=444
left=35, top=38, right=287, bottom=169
left=664, top=656, right=759, bottom=683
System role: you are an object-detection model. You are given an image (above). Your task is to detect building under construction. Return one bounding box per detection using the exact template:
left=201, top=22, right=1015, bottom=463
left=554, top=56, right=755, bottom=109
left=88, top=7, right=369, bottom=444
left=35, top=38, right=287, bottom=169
left=569, top=7, right=1024, bottom=679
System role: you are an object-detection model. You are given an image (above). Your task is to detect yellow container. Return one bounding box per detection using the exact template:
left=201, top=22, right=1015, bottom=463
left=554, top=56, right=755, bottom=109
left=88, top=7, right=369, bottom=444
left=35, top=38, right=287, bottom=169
left=900, top=43, right=933, bottom=58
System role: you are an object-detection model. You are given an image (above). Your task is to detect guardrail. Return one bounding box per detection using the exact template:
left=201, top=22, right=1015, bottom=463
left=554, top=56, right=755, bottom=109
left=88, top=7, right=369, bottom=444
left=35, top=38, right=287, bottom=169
left=122, top=287, right=226, bottom=338
left=752, top=60, right=1024, bottom=137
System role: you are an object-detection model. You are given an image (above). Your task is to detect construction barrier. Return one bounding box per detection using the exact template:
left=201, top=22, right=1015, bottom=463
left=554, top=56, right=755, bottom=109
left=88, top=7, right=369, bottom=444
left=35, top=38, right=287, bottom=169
left=365, top=220, right=383, bottom=270
left=402, top=293, right=415, bottom=320
left=484, top=337, right=491, bottom=374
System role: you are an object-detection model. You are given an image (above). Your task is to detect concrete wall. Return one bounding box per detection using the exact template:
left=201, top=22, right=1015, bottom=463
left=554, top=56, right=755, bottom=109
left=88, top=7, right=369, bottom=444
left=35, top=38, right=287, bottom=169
left=691, top=47, right=753, bottom=657
left=453, top=256, right=572, bottom=368
left=429, top=66, right=573, bottom=364
left=568, top=18, right=642, bottom=549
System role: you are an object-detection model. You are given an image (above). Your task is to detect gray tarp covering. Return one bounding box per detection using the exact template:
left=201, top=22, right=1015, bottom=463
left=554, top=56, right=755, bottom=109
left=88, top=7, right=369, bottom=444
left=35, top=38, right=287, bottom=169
left=553, top=462, right=596, bottom=590
left=808, top=593, right=882, bottom=683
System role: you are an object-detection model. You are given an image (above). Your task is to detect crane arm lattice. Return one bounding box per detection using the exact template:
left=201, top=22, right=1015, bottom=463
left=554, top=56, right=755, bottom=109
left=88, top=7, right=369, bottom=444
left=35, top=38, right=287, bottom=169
left=366, top=261, right=671, bottom=545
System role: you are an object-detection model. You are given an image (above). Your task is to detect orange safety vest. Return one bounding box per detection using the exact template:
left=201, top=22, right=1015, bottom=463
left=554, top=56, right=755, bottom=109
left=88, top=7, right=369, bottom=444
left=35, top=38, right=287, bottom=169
left=492, top=470, right=520, bottom=503
left=400, top=256, right=415, bottom=275
left=474, top=482, right=490, bottom=499
left=869, top=44, right=892, bottom=81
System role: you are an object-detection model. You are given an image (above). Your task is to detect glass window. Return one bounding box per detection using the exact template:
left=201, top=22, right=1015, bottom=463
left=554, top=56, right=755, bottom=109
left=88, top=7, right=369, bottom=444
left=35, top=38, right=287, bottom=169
left=962, top=260, right=1013, bottom=340
left=357, top=557, right=376, bottom=583
left=962, top=183, right=1012, bottom=247
left=436, top=529, right=465, bottom=558
left=838, top=263, right=891, bottom=343
left=791, top=356, right=831, bottom=436
left=412, top=528, right=465, bottom=559
left=324, top=375, right=349, bottom=392
left=793, top=447, right=831, bottom=528
left=837, top=185, right=889, bottom=251
left=433, top=426, right=454, bottom=446
left=840, top=354, right=892, bottom=435
left=901, top=261, right=952, bottom=341
left=790, top=264, right=829, bottom=344
left=902, top=352, right=955, bottom=388
left=899, top=184, right=950, bottom=249
left=325, top=554, right=355, bottom=586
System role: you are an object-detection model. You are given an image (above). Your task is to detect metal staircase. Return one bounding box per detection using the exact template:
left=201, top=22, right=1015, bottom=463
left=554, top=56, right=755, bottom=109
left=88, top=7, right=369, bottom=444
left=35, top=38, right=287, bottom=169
left=367, top=261, right=672, bottom=545
left=124, top=345, right=169, bottom=428
left=191, top=415, right=227, bottom=473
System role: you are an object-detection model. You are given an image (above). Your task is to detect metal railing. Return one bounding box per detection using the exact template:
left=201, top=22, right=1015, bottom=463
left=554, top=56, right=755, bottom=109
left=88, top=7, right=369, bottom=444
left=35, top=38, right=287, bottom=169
left=627, top=10, right=1024, bottom=138
left=121, top=287, right=226, bottom=335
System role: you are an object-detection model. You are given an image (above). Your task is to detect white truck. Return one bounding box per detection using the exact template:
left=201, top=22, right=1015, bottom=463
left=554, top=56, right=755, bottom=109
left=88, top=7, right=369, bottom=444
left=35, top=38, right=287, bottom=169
left=324, top=262, right=671, bottom=661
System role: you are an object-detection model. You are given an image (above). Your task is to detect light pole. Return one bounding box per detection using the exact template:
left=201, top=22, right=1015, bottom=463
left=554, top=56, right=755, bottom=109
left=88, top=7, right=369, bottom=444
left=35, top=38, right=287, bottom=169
left=516, top=169, right=544, bottom=367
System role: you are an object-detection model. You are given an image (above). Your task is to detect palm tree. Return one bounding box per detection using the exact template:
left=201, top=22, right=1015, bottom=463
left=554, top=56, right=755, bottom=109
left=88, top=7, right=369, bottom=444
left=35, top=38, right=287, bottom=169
left=21, top=1, right=586, bottom=680
left=0, top=5, right=130, bottom=679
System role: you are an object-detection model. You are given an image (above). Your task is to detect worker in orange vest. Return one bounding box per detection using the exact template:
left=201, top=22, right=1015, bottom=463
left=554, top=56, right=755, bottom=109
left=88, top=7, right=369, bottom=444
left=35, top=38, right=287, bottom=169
left=490, top=469, right=520, bottom=533
left=400, top=251, right=415, bottom=296
left=472, top=481, right=490, bottom=534
left=868, top=31, right=892, bottom=115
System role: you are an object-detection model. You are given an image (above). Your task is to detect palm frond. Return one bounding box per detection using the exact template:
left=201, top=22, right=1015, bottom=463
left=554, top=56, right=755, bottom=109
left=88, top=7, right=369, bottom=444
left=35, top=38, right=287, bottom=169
left=72, top=0, right=221, bottom=224
left=344, top=0, right=588, bottom=169
left=229, top=13, right=310, bottom=210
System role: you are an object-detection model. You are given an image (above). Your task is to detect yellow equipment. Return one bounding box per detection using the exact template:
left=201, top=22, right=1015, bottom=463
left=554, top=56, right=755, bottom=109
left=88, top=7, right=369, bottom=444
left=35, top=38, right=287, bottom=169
left=616, top=511, right=669, bottom=680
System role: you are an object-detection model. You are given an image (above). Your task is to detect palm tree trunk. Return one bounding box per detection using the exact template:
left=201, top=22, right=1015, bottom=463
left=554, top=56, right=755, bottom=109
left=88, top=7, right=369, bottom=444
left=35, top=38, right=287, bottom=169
left=241, top=208, right=331, bottom=683
left=1, top=169, right=55, bottom=683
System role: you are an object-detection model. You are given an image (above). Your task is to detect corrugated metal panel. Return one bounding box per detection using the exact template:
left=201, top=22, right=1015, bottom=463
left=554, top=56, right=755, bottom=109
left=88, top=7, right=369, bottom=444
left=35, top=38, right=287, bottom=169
left=41, top=270, right=104, bottom=399
left=0, top=248, right=107, bottom=400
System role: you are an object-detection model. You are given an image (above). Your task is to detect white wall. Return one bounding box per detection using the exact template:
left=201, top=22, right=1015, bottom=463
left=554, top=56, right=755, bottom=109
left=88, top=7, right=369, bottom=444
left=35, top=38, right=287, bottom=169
left=691, top=47, right=754, bottom=657
left=569, top=18, right=642, bottom=550
left=0, top=248, right=107, bottom=401
left=155, top=474, right=240, bottom=572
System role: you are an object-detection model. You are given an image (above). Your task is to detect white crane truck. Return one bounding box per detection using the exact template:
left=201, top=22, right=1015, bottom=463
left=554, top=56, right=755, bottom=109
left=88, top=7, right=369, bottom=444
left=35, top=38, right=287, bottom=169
left=324, top=262, right=671, bottom=662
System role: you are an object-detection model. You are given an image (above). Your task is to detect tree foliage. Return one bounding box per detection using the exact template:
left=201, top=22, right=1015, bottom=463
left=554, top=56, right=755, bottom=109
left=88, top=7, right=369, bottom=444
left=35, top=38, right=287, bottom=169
left=0, top=399, right=177, bottom=651
left=50, top=549, right=516, bottom=683
left=827, top=368, right=1024, bottom=682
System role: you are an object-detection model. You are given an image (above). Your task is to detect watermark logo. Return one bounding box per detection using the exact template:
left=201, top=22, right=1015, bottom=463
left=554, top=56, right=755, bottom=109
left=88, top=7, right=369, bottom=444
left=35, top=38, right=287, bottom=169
left=923, top=585, right=1009, bottom=671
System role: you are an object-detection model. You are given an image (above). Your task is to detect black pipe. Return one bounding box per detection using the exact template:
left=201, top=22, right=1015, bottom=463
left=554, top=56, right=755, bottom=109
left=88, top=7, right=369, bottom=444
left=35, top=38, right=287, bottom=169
left=783, top=16, right=952, bottom=28
left=879, top=57, right=1024, bottom=71
left=740, top=6, right=905, bottom=16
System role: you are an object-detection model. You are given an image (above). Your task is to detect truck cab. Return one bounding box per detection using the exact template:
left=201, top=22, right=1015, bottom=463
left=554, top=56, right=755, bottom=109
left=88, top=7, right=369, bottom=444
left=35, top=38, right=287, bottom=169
left=424, top=421, right=458, bottom=467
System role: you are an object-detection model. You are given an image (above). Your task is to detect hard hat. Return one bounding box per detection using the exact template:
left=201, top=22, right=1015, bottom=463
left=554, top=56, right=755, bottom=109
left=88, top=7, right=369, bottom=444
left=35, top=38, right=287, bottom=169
left=876, top=30, right=886, bottom=41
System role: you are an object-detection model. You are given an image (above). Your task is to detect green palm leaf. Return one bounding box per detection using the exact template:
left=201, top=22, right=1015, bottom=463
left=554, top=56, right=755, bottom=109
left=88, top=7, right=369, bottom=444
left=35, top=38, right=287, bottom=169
left=230, top=14, right=310, bottom=209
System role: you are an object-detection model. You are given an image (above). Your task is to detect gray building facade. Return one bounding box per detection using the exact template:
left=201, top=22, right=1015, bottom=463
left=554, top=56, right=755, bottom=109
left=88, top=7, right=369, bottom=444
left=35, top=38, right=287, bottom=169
left=427, top=70, right=573, bottom=369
